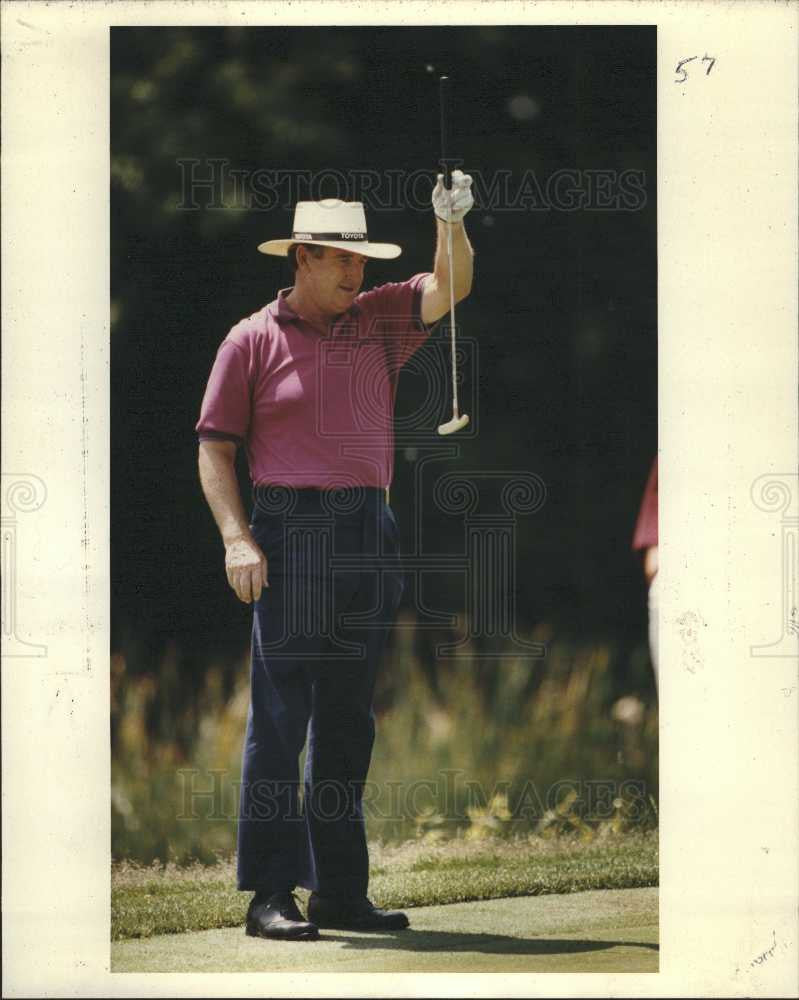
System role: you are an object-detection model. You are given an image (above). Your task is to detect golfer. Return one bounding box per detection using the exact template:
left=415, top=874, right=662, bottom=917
left=196, top=171, right=474, bottom=940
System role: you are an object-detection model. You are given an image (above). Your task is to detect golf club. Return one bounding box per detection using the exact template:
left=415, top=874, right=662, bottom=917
left=437, top=74, right=470, bottom=436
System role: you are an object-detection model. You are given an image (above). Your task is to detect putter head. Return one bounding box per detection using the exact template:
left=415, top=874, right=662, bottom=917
left=437, top=413, right=470, bottom=436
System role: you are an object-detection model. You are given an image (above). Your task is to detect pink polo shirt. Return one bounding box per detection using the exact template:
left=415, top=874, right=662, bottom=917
left=196, top=272, right=433, bottom=488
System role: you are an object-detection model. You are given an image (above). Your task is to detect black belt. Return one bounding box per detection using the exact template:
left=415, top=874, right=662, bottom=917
left=253, top=484, right=390, bottom=506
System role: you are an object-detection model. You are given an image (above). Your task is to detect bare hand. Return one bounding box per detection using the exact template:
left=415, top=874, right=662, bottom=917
left=225, top=535, right=269, bottom=603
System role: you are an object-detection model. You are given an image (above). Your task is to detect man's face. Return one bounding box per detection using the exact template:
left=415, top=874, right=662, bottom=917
left=300, top=246, right=367, bottom=315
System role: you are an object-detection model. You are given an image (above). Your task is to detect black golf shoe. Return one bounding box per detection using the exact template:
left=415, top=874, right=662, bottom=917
left=307, top=893, right=409, bottom=931
left=245, top=890, right=319, bottom=940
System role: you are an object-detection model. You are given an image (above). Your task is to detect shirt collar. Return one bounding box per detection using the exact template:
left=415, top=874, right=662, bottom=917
left=271, top=286, right=361, bottom=332
left=274, top=286, right=297, bottom=322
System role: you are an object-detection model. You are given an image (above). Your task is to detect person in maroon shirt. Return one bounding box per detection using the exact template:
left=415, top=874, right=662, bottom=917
left=196, top=175, right=474, bottom=939
left=632, top=456, right=659, bottom=691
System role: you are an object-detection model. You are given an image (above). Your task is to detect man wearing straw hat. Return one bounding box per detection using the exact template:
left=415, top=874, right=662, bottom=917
left=196, top=172, right=474, bottom=940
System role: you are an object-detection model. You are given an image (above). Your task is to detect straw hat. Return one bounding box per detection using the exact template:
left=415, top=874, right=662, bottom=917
left=257, top=198, right=402, bottom=260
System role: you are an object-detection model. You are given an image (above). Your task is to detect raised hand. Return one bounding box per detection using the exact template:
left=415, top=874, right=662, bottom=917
left=432, top=169, right=474, bottom=223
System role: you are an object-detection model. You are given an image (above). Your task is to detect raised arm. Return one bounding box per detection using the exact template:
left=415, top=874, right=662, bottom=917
left=198, top=439, right=268, bottom=603
left=421, top=169, right=475, bottom=326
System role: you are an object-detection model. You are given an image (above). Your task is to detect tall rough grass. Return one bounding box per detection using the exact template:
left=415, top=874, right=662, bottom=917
left=111, top=617, right=657, bottom=864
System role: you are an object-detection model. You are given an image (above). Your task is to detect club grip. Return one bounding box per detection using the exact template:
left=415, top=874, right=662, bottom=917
left=439, top=75, right=450, bottom=188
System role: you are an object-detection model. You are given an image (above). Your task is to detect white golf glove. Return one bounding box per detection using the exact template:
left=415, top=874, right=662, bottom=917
left=432, top=169, right=474, bottom=223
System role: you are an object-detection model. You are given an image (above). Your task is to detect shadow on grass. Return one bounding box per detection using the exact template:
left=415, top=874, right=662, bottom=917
left=326, top=929, right=659, bottom=955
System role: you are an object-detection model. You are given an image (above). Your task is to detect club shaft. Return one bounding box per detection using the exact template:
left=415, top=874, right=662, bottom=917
left=439, top=76, right=458, bottom=420
left=447, top=215, right=459, bottom=418
left=439, top=75, right=450, bottom=187
left=440, top=73, right=458, bottom=419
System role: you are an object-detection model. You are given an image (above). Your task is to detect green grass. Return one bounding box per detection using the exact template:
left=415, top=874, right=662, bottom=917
left=112, top=887, right=659, bottom=973
left=112, top=830, right=657, bottom=941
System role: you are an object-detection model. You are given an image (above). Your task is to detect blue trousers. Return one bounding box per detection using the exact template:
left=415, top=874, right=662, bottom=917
left=236, top=486, right=404, bottom=897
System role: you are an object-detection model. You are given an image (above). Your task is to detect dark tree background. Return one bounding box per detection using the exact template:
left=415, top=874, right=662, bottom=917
left=111, top=26, right=656, bottom=692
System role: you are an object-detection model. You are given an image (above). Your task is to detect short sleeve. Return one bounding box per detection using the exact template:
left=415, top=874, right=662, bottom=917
left=195, top=339, right=252, bottom=446
left=355, top=272, right=435, bottom=372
